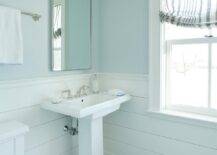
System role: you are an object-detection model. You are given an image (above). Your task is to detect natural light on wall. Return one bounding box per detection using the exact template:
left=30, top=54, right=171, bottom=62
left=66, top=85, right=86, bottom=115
left=161, top=0, right=217, bottom=116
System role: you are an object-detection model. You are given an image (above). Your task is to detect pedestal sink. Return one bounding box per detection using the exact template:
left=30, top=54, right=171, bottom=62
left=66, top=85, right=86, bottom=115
left=42, top=91, right=131, bottom=155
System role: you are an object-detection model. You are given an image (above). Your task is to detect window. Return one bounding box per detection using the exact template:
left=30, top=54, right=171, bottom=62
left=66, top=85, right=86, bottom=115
left=164, top=23, right=217, bottom=116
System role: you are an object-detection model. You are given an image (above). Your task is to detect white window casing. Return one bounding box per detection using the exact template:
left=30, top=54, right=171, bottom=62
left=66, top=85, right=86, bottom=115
left=148, top=0, right=217, bottom=118
left=149, top=0, right=163, bottom=111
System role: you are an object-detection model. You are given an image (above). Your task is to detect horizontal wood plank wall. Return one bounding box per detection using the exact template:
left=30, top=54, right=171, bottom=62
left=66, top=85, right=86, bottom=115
left=0, top=75, right=89, bottom=155
left=99, top=73, right=217, bottom=155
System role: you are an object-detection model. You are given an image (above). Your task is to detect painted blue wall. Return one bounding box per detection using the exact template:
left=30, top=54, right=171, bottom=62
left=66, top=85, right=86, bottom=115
left=0, top=0, right=148, bottom=80
left=96, top=0, right=149, bottom=74
left=65, top=0, right=91, bottom=70
left=0, top=0, right=51, bottom=80
left=0, top=0, right=93, bottom=81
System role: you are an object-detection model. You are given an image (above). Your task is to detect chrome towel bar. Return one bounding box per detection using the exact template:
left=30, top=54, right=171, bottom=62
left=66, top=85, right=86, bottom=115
left=0, top=4, right=42, bottom=21
left=21, top=11, right=41, bottom=21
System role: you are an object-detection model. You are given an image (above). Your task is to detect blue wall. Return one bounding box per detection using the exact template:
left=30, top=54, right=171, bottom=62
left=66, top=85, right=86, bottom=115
left=0, top=0, right=93, bottom=81
left=0, top=0, right=51, bottom=80
left=65, top=0, right=91, bottom=70
left=0, top=0, right=149, bottom=81
left=96, top=0, right=149, bottom=74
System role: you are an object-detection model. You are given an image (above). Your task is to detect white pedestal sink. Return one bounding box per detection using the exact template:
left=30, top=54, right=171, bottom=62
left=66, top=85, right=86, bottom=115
left=42, top=91, right=131, bottom=155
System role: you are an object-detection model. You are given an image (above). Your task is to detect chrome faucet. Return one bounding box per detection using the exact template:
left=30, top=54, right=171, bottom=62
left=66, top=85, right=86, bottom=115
left=75, top=85, right=90, bottom=97
left=60, top=85, right=90, bottom=100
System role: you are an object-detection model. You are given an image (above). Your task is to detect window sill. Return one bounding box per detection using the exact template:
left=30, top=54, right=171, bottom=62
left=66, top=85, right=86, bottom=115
left=147, top=110, right=217, bottom=129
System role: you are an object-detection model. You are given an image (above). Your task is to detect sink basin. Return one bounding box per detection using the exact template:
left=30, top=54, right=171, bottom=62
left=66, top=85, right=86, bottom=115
left=41, top=91, right=131, bottom=155
left=42, top=93, right=131, bottom=118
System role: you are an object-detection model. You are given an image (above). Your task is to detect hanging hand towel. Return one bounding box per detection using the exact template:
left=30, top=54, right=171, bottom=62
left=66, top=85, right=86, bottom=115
left=0, top=6, right=23, bottom=64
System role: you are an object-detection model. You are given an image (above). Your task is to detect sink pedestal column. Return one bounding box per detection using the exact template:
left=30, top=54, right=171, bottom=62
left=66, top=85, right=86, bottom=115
left=78, top=116, right=103, bottom=155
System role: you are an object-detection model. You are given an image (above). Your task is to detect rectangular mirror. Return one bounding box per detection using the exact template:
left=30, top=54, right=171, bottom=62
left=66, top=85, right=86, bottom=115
left=51, top=0, right=92, bottom=71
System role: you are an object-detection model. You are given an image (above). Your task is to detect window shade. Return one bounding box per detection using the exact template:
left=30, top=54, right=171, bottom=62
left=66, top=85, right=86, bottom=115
left=160, top=0, right=217, bottom=28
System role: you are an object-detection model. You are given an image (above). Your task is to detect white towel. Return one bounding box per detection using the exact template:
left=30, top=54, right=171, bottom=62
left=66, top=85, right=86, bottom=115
left=0, top=6, right=23, bottom=64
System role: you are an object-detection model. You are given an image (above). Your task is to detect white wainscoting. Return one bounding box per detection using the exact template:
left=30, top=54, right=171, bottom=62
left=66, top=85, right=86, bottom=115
left=0, top=74, right=90, bottom=155
left=99, top=73, right=217, bottom=155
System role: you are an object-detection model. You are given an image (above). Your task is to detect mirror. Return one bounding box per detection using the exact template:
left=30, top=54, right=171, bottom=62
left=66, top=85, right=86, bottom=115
left=51, top=0, right=92, bottom=71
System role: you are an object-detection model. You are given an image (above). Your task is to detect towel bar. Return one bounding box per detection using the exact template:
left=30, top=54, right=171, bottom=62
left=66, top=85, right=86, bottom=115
left=21, top=11, right=41, bottom=21
left=0, top=4, right=41, bottom=21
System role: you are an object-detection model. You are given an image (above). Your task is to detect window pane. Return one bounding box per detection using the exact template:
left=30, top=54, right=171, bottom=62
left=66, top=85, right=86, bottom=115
left=169, top=44, right=209, bottom=108
left=211, top=44, right=217, bottom=110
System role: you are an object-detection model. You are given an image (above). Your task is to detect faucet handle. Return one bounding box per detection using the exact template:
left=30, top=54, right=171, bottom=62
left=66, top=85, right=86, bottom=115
left=61, top=89, right=72, bottom=99
left=83, top=85, right=90, bottom=95
left=75, top=85, right=90, bottom=97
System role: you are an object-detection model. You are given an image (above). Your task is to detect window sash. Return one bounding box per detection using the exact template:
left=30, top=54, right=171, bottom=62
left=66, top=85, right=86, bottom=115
left=166, top=37, right=217, bottom=44
left=165, top=37, right=217, bottom=117
left=166, top=104, right=217, bottom=117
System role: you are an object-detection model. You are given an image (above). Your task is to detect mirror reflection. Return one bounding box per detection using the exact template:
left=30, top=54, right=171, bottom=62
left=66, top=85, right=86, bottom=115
left=52, top=0, right=91, bottom=71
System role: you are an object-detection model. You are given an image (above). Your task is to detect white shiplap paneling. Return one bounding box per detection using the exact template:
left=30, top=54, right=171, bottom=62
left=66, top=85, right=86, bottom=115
left=104, top=138, right=161, bottom=155
left=0, top=74, right=90, bottom=155
left=100, top=73, right=217, bottom=155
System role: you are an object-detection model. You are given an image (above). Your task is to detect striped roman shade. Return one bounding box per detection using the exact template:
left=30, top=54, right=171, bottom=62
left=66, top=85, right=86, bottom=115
left=160, top=0, right=217, bottom=28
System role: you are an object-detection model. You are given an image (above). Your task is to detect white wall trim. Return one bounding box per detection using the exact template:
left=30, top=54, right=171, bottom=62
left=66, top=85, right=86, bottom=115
left=0, top=74, right=91, bottom=89
left=148, top=0, right=162, bottom=111
left=97, top=73, right=148, bottom=81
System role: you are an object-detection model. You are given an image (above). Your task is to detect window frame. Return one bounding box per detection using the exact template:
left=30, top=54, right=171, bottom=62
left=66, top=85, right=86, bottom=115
left=149, top=0, right=217, bottom=118
left=164, top=32, right=217, bottom=117
left=149, top=0, right=162, bottom=111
